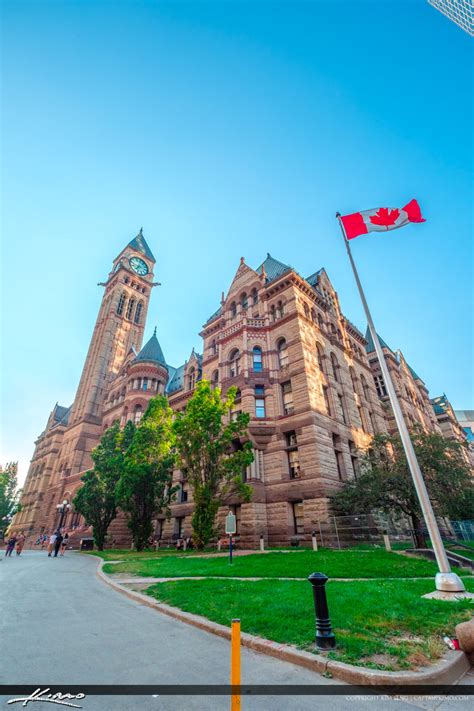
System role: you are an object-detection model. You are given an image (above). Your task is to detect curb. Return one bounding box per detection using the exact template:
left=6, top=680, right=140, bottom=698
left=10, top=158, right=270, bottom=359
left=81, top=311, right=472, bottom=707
left=92, top=556, right=471, bottom=686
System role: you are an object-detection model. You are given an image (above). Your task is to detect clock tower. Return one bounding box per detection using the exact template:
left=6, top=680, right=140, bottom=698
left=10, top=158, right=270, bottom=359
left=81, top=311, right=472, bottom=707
left=64, top=229, right=156, bottom=474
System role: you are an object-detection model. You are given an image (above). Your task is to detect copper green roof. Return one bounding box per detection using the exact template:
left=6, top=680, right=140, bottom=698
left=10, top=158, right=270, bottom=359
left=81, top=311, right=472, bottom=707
left=134, top=329, right=167, bottom=368
left=256, top=253, right=292, bottom=283
left=128, top=228, right=155, bottom=263
left=365, top=327, right=394, bottom=354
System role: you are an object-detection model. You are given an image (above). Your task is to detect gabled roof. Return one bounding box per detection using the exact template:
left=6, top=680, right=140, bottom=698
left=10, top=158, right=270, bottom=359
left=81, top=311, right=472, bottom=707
left=53, top=404, right=71, bottom=425
left=134, top=329, right=167, bottom=368
left=407, top=363, right=422, bottom=383
left=256, top=253, right=292, bottom=283
left=127, top=228, right=156, bottom=263
left=365, top=327, right=394, bottom=355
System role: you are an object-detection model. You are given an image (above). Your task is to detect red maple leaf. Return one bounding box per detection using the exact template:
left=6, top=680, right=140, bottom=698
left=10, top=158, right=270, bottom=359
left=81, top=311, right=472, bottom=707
left=369, top=207, right=400, bottom=227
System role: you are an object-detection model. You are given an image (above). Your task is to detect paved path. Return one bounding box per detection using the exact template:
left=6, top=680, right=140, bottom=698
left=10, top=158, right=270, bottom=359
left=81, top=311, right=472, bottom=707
left=0, top=551, right=471, bottom=711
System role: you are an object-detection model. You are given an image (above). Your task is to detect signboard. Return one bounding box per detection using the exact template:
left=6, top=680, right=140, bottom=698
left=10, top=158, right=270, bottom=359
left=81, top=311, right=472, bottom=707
left=225, top=512, right=236, bottom=535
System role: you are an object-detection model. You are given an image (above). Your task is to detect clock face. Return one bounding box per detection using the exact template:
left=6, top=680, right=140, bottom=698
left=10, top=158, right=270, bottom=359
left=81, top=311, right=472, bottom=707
left=129, top=256, right=149, bottom=276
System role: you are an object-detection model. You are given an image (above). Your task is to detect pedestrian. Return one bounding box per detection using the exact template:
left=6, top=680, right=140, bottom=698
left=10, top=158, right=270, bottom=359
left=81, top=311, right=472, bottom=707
left=47, top=532, right=57, bottom=557
left=5, top=535, right=17, bottom=557
left=60, top=533, right=69, bottom=556
left=16, top=533, right=26, bottom=555
left=54, top=531, right=63, bottom=557
left=41, top=533, right=48, bottom=549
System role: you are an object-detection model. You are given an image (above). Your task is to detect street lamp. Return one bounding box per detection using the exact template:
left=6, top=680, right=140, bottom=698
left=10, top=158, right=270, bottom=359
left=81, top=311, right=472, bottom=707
left=56, top=499, right=72, bottom=531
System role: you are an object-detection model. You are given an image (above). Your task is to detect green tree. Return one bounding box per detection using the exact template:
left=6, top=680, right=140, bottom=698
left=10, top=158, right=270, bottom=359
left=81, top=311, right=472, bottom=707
left=332, top=427, right=474, bottom=547
left=0, top=462, right=22, bottom=536
left=174, top=380, right=253, bottom=550
left=117, top=396, right=177, bottom=551
left=73, top=421, right=135, bottom=550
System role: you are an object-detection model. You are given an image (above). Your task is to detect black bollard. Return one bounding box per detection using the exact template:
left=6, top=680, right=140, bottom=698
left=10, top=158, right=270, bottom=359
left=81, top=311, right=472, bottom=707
left=307, top=572, right=336, bottom=650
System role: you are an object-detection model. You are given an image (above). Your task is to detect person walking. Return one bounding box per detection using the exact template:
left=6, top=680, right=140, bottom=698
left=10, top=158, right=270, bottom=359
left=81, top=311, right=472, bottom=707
left=47, top=532, right=57, bottom=557
left=16, top=533, right=26, bottom=555
left=5, top=535, right=17, bottom=557
left=54, top=531, right=63, bottom=558
left=60, top=533, right=69, bottom=556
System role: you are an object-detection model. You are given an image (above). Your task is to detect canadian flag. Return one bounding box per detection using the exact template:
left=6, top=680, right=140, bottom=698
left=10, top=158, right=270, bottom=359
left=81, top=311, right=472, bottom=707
left=340, top=199, right=425, bottom=240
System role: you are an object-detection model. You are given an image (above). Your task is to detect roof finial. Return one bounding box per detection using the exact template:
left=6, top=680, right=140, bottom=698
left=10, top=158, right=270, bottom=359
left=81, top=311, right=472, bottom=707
left=153, top=326, right=157, bottom=336
left=138, top=227, right=143, bottom=237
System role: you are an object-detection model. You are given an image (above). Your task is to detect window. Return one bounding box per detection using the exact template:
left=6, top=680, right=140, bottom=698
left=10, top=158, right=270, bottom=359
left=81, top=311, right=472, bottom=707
left=229, top=349, right=240, bottom=378
left=230, top=302, right=237, bottom=318
left=117, top=292, right=126, bottom=316
left=211, top=370, right=219, bottom=389
left=252, top=346, right=263, bottom=372
left=323, top=386, right=332, bottom=416
left=281, top=380, right=294, bottom=415
left=270, top=304, right=276, bottom=321
left=211, top=339, right=217, bottom=355
left=374, top=374, right=387, bottom=397
left=277, top=338, right=289, bottom=368
left=350, top=367, right=358, bottom=395
left=285, top=430, right=297, bottom=447
left=337, top=393, right=347, bottom=424
left=304, top=303, right=310, bottom=319
left=126, top=297, right=135, bottom=320
left=369, top=411, right=377, bottom=433
left=241, top=292, right=248, bottom=310
left=330, top=353, right=339, bottom=382
left=361, top=374, right=371, bottom=402
left=288, top=450, right=300, bottom=478
left=134, top=302, right=143, bottom=324
left=174, top=516, right=184, bottom=538
left=332, top=434, right=345, bottom=481
left=349, top=441, right=359, bottom=478
left=180, top=485, right=188, bottom=503
left=358, top=406, right=367, bottom=432
left=188, top=367, right=196, bottom=390
left=251, top=287, right=258, bottom=305
left=255, top=386, right=265, bottom=418
left=311, top=308, right=317, bottom=323
left=292, top=501, right=304, bottom=535
left=316, top=343, right=325, bottom=373
left=277, top=301, right=284, bottom=318
left=142, top=377, right=148, bottom=391
left=318, top=314, right=324, bottom=331
left=134, top=405, right=143, bottom=424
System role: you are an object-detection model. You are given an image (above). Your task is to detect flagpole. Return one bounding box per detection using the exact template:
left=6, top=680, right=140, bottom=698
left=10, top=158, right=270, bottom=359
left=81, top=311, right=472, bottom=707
left=335, top=212, right=465, bottom=594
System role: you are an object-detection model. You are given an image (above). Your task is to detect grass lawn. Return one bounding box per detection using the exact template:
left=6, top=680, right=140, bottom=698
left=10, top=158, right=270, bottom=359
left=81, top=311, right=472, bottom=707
left=89, top=548, right=213, bottom=561
left=145, top=577, right=474, bottom=671
left=101, top=548, right=445, bottom=579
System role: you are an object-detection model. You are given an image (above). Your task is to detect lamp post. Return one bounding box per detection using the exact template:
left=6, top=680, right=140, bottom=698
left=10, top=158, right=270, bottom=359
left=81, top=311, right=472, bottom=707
left=56, top=499, right=72, bottom=531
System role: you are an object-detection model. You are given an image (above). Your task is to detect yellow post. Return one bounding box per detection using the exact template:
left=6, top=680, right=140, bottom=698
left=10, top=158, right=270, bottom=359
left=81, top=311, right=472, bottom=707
left=231, top=618, right=241, bottom=711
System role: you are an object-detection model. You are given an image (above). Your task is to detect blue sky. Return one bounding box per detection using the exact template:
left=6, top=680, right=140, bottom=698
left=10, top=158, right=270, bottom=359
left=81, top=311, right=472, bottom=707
left=1, top=0, right=472, bottom=483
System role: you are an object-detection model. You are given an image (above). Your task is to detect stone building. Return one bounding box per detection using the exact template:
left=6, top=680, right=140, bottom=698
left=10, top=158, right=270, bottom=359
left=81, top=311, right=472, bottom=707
left=10, top=232, right=468, bottom=547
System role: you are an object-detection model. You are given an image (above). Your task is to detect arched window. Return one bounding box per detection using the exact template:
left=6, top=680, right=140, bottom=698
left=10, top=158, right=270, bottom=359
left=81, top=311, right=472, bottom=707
left=252, top=346, right=263, bottom=372
left=311, top=308, right=317, bottom=323
left=270, top=304, right=276, bottom=321
left=241, top=292, right=248, bottom=310
left=303, top=303, right=310, bottom=319
left=126, top=297, right=135, bottom=320
left=134, top=301, right=143, bottom=324
left=277, top=338, right=289, bottom=368
left=188, top=367, right=196, bottom=390
left=330, top=353, right=339, bottom=382
left=316, top=343, right=325, bottom=373
left=211, top=370, right=219, bottom=389
left=229, top=349, right=240, bottom=378
left=134, top=405, right=143, bottom=424
left=211, top=339, right=217, bottom=355
left=117, top=292, right=126, bottom=316
left=318, top=314, right=324, bottom=331
left=251, top=287, right=258, bottom=305
left=361, top=374, right=371, bottom=402
left=349, top=367, right=358, bottom=395
left=230, top=302, right=237, bottom=318
left=277, top=301, right=284, bottom=318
